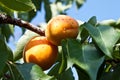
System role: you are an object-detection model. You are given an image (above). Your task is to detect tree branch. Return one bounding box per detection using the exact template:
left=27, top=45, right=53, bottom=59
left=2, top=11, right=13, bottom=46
left=0, top=13, right=45, bottom=36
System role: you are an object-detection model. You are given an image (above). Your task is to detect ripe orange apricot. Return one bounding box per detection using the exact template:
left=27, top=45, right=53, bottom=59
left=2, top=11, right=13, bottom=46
left=45, top=15, right=79, bottom=45
left=23, top=36, right=58, bottom=70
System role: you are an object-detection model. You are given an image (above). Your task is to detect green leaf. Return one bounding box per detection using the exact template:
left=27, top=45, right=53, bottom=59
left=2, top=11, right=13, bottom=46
left=31, top=0, right=42, bottom=11
left=18, top=0, right=42, bottom=22
left=88, top=16, right=97, bottom=26
left=48, top=62, right=61, bottom=77
left=13, top=30, right=39, bottom=61
left=58, top=68, right=75, bottom=80
left=6, top=46, right=13, bottom=61
left=83, top=23, right=120, bottom=58
left=16, top=63, right=55, bottom=80
left=0, top=28, right=1, bottom=34
left=75, top=0, right=86, bottom=9
left=0, top=35, right=13, bottom=75
left=75, top=65, right=90, bottom=80
left=80, top=26, right=89, bottom=43
left=0, top=0, right=36, bottom=11
left=58, top=40, right=68, bottom=73
left=43, top=0, right=52, bottom=22
left=6, top=62, right=24, bottom=80
left=64, top=39, right=105, bottom=80
left=0, top=4, right=14, bottom=15
left=1, top=24, right=14, bottom=42
left=48, top=63, right=74, bottom=80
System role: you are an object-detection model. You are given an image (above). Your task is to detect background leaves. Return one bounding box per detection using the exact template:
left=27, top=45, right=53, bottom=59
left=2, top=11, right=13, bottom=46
left=0, top=0, right=120, bottom=80
left=0, top=24, right=14, bottom=42
left=0, top=35, right=13, bottom=76
left=83, top=23, right=120, bottom=58
left=0, top=0, right=35, bottom=11
left=13, top=30, right=39, bottom=61
left=16, top=63, right=55, bottom=80
left=61, top=39, right=105, bottom=80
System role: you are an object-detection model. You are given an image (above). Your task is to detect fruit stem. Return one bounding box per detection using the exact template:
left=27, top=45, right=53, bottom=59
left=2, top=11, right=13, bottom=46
left=0, top=13, right=45, bottom=36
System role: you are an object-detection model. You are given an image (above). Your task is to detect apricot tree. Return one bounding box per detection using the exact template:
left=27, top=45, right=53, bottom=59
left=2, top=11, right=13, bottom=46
left=0, top=0, right=120, bottom=80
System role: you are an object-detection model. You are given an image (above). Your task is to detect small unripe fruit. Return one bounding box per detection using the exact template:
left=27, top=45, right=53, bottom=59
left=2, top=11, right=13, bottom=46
left=45, top=15, right=79, bottom=45
left=23, top=36, right=58, bottom=70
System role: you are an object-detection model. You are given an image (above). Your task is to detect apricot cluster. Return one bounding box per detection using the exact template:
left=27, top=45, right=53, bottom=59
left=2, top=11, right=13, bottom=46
left=23, top=15, right=79, bottom=70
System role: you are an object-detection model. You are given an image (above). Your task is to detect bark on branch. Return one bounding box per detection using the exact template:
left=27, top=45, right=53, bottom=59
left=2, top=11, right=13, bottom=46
left=0, top=13, right=45, bottom=36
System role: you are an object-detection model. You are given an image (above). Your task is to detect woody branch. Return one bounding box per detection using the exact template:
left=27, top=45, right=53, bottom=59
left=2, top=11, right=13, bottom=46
left=0, top=13, right=45, bottom=36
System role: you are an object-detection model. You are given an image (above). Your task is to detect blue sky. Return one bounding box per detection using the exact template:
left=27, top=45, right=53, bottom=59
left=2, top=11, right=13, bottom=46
left=31, top=0, right=120, bottom=25
left=67, top=0, right=120, bottom=21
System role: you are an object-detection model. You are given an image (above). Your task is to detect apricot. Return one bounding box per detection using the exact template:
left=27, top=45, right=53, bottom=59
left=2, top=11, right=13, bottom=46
left=23, top=36, right=58, bottom=70
left=45, top=15, right=79, bottom=45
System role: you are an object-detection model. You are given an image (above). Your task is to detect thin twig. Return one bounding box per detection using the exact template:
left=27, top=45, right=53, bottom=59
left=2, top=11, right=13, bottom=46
left=0, top=13, right=45, bottom=36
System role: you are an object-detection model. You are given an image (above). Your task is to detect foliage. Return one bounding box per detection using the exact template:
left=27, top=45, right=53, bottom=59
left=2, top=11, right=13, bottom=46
left=0, top=0, right=120, bottom=80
